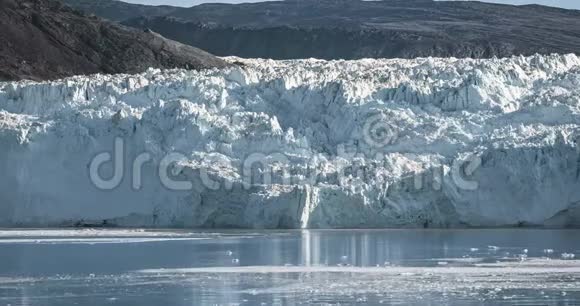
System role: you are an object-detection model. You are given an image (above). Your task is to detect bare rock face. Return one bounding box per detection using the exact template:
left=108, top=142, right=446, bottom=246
left=0, top=0, right=227, bottom=81
left=66, top=0, right=580, bottom=60
left=61, top=0, right=178, bottom=22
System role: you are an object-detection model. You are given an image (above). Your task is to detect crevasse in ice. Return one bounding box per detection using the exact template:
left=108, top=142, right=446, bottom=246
left=1, top=54, right=580, bottom=228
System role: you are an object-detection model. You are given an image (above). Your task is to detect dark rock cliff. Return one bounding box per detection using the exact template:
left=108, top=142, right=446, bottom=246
left=0, top=0, right=227, bottom=81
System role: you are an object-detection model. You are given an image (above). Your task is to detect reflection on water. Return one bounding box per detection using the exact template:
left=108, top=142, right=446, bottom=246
left=0, top=229, right=579, bottom=305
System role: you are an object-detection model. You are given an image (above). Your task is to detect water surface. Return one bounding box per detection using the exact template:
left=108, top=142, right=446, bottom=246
left=0, top=229, right=579, bottom=305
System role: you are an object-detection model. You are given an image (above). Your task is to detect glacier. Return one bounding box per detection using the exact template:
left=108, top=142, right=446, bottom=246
left=1, top=54, right=580, bottom=228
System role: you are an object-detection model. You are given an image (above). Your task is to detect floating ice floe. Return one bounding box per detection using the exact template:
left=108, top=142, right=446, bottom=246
left=561, top=253, right=576, bottom=260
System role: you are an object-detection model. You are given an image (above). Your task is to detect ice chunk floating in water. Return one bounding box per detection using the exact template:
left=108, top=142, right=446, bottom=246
left=2, top=54, right=580, bottom=228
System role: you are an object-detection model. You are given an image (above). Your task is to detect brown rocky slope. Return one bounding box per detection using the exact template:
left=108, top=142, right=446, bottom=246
left=0, top=0, right=227, bottom=81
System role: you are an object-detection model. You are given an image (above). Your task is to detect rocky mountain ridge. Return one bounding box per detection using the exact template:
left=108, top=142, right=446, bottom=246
left=0, top=0, right=226, bottom=81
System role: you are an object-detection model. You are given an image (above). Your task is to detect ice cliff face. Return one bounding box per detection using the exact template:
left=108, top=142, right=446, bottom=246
left=2, top=54, right=580, bottom=228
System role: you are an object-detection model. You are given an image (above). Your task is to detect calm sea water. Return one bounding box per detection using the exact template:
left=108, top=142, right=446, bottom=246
left=0, top=229, right=579, bottom=305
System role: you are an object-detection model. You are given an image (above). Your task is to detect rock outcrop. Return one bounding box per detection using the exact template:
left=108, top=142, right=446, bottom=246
left=0, top=0, right=227, bottom=81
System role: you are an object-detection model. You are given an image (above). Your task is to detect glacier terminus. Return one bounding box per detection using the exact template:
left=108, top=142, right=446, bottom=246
left=1, top=54, right=580, bottom=229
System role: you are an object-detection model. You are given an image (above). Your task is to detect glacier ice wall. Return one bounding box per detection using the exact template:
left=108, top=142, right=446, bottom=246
left=1, top=54, right=580, bottom=228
